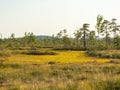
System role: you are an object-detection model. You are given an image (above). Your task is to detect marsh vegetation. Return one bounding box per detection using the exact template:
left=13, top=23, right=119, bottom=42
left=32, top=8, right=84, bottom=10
left=0, top=15, right=120, bottom=89
left=0, top=62, right=120, bottom=90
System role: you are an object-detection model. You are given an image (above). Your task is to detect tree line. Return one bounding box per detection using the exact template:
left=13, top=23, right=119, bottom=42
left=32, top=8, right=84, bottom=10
left=1, top=15, right=120, bottom=50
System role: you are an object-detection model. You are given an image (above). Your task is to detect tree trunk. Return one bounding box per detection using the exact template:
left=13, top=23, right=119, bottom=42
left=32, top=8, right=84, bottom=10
left=83, top=31, right=86, bottom=50
left=105, top=26, right=108, bottom=48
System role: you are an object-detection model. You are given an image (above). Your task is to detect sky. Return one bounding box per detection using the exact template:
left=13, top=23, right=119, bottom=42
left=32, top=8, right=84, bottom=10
left=0, top=0, right=120, bottom=38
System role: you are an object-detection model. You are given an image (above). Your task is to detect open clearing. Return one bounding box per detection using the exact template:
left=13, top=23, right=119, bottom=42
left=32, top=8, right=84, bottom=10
left=7, top=51, right=109, bottom=64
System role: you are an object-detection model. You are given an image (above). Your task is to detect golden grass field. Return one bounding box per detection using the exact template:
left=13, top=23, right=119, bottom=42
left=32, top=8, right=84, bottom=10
left=7, top=51, right=109, bottom=64
left=0, top=51, right=120, bottom=90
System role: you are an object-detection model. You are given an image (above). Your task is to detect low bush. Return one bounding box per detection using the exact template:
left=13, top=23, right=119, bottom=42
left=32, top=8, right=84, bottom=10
left=0, top=50, right=10, bottom=57
left=22, top=50, right=57, bottom=55
left=0, top=50, right=10, bottom=65
left=53, top=47, right=86, bottom=51
left=109, top=60, right=120, bottom=64
left=87, top=50, right=120, bottom=59
left=48, top=61, right=56, bottom=64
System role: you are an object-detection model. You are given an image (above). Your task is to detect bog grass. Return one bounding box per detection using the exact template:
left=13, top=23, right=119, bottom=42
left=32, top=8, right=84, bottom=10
left=0, top=50, right=119, bottom=90
left=6, top=51, right=109, bottom=64
left=0, top=63, right=120, bottom=90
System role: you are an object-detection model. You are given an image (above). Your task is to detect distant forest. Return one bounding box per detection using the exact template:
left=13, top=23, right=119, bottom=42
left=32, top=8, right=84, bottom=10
left=1, top=15, right=120, bottom=50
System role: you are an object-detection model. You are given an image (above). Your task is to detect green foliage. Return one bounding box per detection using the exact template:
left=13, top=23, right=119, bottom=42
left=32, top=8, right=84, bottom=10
left=96, top=15, right=104, bottom=37
left=87, top=50, right=120, bottom=59
left=22, top=50, right=57, bottom=55
left=1, top=15, right=120, bottom=51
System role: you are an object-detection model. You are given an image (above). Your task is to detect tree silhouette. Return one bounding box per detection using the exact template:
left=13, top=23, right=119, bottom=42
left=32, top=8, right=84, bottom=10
left=96, top=15, right=103, bottom=39
left=74, top=30, right=82, bottom=47
left=110, top=18, right=120, bottom=49
left=80, top=23, right=90, bottom=50
left=101, top=20, right=110, bottom=47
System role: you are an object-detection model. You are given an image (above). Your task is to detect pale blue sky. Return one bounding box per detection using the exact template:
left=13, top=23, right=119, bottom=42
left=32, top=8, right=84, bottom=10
left=0, top=0, right=120, bottom=37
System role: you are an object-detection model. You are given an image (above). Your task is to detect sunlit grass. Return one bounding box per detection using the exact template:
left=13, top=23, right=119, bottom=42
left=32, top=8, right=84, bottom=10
left=6, top=51, right=109, bottom=64
left=0, top=63, right=120, bottom=90
left=0, top=51, right=119, bottom=90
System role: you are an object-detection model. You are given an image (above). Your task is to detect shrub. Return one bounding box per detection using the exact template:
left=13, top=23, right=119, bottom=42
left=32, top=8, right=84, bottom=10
left=22, top=50, right=57, bottom=55
left=87, top=50, right=120, bottom=59
left=0, top=50, right=10, bottom=57
left=0, top=50, right=10, bottom=65
left=109, top=60, right=120, bottom=64
left=51, top=70, right=58, bottom=76
left=48, top=61, right=56, bottom=64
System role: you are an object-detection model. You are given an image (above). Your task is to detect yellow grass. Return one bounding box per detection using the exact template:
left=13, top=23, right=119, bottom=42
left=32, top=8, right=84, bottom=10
left=6, top=51, right=110, bottom=64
